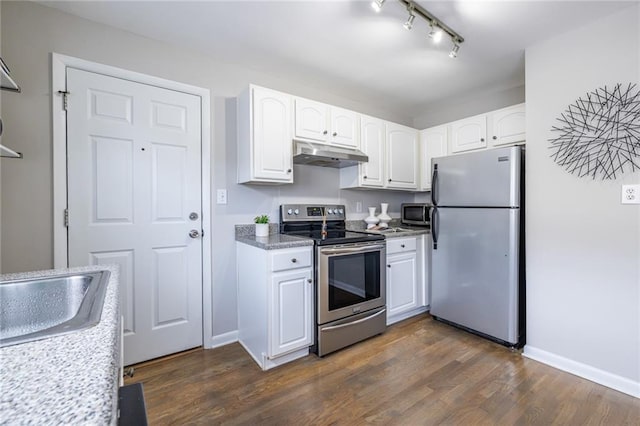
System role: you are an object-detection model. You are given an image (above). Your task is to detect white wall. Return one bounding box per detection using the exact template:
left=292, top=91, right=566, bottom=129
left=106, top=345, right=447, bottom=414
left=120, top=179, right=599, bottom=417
left=524, top=5, right=640, bottom=397
left=413, top=84, right=525, bottom=129
left=0, top=2, right=415, bottom=341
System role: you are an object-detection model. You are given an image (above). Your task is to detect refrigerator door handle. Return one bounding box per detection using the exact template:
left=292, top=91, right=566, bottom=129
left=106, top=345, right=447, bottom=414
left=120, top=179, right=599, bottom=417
left=431, top=164, right=438, bottom=206
left=432, top=207, right=438, bottom=250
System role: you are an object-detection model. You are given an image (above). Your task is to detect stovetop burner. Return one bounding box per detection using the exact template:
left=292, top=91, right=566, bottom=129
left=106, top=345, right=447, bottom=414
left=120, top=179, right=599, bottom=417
left=286, top=229, right=384, bottom=246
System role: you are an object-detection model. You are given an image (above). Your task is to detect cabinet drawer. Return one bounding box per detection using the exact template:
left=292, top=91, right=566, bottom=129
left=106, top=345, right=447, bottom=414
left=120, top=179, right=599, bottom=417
left=386, top=237, right=417, bottom=254
left=271, top=248, right=312, bottom=271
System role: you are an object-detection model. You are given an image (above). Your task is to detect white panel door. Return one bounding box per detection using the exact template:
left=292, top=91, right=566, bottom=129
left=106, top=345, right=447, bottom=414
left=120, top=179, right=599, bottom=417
left=359, top=115, right=385, bottom=188
left=387, top=252, right=418, bottom=318
left=386, top=122, right=418, bottom=190
left=269, top=269, right=313, bottom=358
left=294, top=98, right=328, bottom=142
left=420, top=125, right=448, bottom=190
left=330, top=107, right=359, bottom=148
left=252, top=87, right=293, bottom=181
left=66, top=68, right=203, bottom=365
left=450, top=114, right=487, bottom=153
left=489, top=104, right=526, bottom=147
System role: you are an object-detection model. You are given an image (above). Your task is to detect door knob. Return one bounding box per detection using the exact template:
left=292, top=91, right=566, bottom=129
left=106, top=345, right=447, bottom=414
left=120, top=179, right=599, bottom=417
left=189, top=229, right=201, bottom=239
left=189, top=212, right=199, bottom=220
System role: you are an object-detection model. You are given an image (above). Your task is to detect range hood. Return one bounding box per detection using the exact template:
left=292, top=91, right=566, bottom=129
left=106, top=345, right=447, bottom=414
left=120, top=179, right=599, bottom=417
left=293, top=141, right=368, bottom=168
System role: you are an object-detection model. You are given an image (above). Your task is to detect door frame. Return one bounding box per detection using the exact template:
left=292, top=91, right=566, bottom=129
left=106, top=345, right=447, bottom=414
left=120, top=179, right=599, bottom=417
left=51, top=52, right=213, bottom=346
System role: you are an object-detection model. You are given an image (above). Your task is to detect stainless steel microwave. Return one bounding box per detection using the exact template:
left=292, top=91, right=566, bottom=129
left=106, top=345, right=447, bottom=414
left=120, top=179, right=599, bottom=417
left=401, top=203, right=432, bottom=226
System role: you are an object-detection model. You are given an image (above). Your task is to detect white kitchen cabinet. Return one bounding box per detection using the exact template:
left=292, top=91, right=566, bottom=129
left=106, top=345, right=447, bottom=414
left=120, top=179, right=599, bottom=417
left=294, top=97, right=359, bottom=148
left=237, top=85, right=293, bottom=184
left=339, top=114, right=385, bottom=189
left=488, top=103, right=526, bottom=147
left=450, top=114, right=487, bottom=153
left=386, top=122, right=419, bottom=190
left=420, top=125, right=448, bottom=191
left=237, top=243, right=313, bottom=370
left=386, top=235, right=428, bottom=325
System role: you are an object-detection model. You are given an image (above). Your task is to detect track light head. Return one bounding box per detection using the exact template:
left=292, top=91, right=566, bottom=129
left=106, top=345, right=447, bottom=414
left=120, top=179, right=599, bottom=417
left=428, top=22, right=443, bottom=44
left=404, top=13, right=415, bottom=30
left=371, top=0, right=386, bottom=13
left=449, top=41, right=460, bottom=59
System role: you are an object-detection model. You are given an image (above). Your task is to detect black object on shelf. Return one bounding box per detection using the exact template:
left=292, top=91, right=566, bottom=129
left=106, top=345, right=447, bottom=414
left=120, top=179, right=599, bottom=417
left=118, top=383, right=148, bottom=426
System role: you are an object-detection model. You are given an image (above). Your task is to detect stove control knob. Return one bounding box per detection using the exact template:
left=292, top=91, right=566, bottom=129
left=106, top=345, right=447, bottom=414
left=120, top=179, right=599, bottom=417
left=338, top=208, right=344, bottom=214
left=327, top=209, right=333, bottom=215
left=287, top=209, right=293, bottom=215
left=294, top=209, right=299, bottom=215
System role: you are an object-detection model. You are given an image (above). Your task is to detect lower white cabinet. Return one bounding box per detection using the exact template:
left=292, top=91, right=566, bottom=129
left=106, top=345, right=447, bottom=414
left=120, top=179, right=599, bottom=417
left=237, top=243, right=313, bottom=370
left=385, top=235, right=429, bottom=325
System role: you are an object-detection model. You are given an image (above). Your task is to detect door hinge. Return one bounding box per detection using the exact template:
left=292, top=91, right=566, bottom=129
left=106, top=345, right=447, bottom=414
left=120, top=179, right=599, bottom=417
left=64, top=208, right=69, bottom=228
left=58, top=90, right=69, bottom=111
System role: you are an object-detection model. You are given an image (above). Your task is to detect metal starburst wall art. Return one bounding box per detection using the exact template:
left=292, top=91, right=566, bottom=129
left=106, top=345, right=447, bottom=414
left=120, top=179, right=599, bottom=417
left=549, top=82, right=640, bottom=180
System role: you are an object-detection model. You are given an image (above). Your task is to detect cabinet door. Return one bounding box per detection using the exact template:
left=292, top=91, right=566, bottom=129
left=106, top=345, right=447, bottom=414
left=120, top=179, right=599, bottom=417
left=359, top=115, right=385, bottom=188
left=489, top=104, right=525, bottom=147
left=387, top=252, right=418, bottom=317
left=420, top=125, right=448, bottom=190
left=330, top=107, right=359, bottom=148
left=386, top=123, right=418, bottom=190
left=294, top=98, right=328, bottom=142
left=252, top=87, right=293, bottom=182
left=450, top=115, right=487, bottom=153
left=269, top=269, right=313, bottom=358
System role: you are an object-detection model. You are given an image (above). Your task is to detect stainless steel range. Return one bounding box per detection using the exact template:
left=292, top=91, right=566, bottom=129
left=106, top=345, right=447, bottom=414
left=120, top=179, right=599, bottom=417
left=280, top=204, right=386, bottom=356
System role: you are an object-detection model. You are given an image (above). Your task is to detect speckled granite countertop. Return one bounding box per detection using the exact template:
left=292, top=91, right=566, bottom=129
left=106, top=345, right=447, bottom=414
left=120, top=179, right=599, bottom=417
left=235, top=224, right=314, bottom=250
left=346, top=220, right=430, bottom=239
left=0, top=265, right=120, bottom=425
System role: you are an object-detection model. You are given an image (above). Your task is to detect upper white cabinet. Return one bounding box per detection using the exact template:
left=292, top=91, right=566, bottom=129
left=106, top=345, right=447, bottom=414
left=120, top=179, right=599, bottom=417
left=237, top=85, right=293, bottom=184
left=488, top=103, right=526, bottom=147
left=450, top=114, right=487, bottom=153
left=341, top=119, right=418, bottom=191
left=340, top=115, right=385, bottom=189
left=294, top=97, right=359, bottom=148
left=420, top=125, right=448, bottom=191
left=386, top=122, right=419, bottom=190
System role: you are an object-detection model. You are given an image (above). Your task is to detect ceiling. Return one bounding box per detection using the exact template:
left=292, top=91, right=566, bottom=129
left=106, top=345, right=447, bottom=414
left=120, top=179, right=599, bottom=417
left=38, top=0, right=634, bottom=119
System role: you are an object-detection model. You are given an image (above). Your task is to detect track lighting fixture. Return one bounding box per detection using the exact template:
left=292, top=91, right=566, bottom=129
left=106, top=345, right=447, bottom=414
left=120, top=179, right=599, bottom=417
left=449, top=41, right=460, bottom=59
left=371, top=0, right=386, bottom=13
left=403, top=4, right=415, bottom=30
left=371, top=0, right=465, bottom=58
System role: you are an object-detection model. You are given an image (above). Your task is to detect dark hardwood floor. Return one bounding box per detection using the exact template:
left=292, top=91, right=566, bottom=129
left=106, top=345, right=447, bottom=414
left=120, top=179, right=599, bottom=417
left=125, top=314, right=640, bottom=425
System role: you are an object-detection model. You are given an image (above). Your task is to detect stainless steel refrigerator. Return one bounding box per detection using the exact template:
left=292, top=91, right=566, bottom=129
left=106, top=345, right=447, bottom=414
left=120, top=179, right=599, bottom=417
left=430, top=146, right=525, bottom=348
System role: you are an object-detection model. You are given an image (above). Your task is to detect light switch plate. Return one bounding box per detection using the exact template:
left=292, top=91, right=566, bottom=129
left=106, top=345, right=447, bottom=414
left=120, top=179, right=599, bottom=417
left=216, top=189, right=227, bottom=205
left=621, top=184, right=640, bottom=204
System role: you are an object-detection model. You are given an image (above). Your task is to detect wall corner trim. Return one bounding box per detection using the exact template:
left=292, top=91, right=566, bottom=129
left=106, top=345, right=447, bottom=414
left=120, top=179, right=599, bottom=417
left=207, top=330, right=239, bottom=349
left=523, top=345, right=640, bottom=398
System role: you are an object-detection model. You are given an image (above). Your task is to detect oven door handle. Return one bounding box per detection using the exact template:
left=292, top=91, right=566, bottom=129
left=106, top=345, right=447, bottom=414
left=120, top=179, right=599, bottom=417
left=321, top=308, right=387, bottom=331
left=320, top=244, right=386, bottom=255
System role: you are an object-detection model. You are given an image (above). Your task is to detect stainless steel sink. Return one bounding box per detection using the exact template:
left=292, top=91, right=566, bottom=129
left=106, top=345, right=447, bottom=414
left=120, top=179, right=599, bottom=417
left=0, top=270, right=110, bottom=347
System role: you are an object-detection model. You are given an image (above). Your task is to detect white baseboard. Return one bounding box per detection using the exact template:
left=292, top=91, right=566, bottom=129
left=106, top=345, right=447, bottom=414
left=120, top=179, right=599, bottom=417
left=523, top=345, right=640, bottom=398
left=205, top=330, right=238, bottom=349
left=387, top=306, right=429, bottom=326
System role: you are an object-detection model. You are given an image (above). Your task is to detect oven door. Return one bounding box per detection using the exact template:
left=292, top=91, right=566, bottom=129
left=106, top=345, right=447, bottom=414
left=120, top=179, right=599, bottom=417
left=317, top=242, right=386, bottom=324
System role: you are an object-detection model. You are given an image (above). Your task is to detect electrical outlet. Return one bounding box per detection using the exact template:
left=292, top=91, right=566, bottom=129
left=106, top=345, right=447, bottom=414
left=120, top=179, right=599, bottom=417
left=356, top=202, right=362, bottom=213
left=621, top=184, right=640, bottom=204
left=216, top=189, right=227, bottom=205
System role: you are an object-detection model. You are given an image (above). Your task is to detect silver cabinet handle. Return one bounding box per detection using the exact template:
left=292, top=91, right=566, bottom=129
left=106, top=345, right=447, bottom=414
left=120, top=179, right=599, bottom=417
left=493, top=136, right=497, bottom=140
left=291, top=258, right=297, bottom=263
left=287, top=169, right=292, bottom=173
left=189, top=229, right=200, bottom=238
left=400, top=244, right=405, bottom=248
left=322, top=309, right=386, bottom=331
left=332, top=132, right=337, bottom=137
left=307, top=279, right=312, bottom=283
left=481, top=138, right=485, bottom=142
left=323, top=130, right=328, bottom=135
